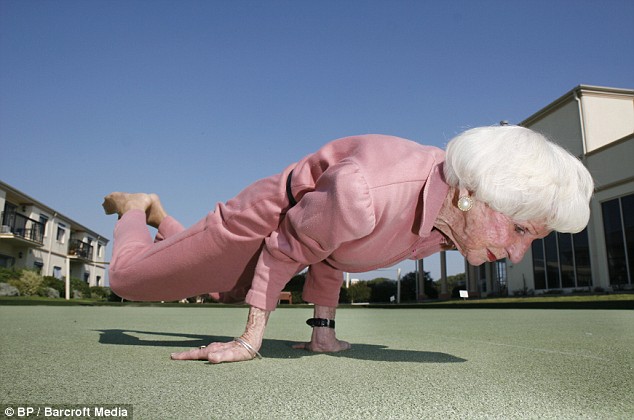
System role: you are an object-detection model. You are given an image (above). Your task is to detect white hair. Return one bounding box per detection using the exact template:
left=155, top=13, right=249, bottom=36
left=444, top=126, right=594, bottom=233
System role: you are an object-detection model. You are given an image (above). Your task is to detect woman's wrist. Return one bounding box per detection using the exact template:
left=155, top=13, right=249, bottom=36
left=241, top=306, right=270, bottom=350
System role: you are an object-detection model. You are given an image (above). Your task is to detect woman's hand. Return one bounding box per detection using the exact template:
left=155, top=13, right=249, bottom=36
left=171, top=306, right=270, bottom=364
left=171, top=340, right=257, bottom=364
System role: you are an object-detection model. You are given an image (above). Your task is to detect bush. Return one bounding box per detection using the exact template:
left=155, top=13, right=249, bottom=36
left=108, top=288, right=124, bottom=302
left=38, top=287, right=60, bottom=298
left=19, top=270, right=43, bottom=296
left=0, top=267, right=21, bottom=283
left=90, top=286, right=110, bottom=300
left=543, top=289, right=564, bottom=295
left=7, top=278, right=26, bottom=295
left=42, top=276, right=65, bottom=297
left=70, top=277, right=91, bottom=299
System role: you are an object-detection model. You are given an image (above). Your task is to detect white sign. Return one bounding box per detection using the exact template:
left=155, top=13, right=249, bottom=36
left=459, top=290, right=469, bottom=299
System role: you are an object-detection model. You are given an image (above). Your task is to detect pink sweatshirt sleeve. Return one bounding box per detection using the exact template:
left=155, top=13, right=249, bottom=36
left=245, top=160, right=376, bottom=310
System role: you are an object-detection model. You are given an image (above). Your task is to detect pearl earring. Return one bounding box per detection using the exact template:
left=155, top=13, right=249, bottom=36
left=457, top=196, right=473, bottom=212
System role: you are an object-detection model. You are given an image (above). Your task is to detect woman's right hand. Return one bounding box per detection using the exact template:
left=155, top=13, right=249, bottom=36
left=171, top=305, right=270, bottom=364
left=170, top=339, right=257, bottom=364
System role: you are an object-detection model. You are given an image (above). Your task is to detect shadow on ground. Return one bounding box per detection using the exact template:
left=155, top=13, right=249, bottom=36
left=95, top=329, right=466, bottom=364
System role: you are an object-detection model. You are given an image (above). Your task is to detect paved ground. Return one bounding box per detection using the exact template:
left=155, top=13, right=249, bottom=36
left=1, top=305, right=632, bottom=419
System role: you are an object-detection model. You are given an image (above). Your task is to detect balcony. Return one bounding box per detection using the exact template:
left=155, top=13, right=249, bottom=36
left=0, top=211, right=45, bottom=245
left=68, top=238, right=94, bottom=260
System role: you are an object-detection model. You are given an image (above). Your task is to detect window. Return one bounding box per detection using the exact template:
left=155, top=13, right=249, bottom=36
left=97, top=243, right=103, bottom=258
left=532, top=241, right=546, bottom=290
left=532, top=228, right=592, bottom=290
left=495, top=260, right=507, bottom=292
left=602, top=194, right=634, bottom=288
left=0, top=254, right=15, bottom=268
left=56, top=224, right=66, bottom=243
left=53, top=266, right=62, bottom=279
left=544, top=233, right=561, bottom=289
left=33, top=262, right=44, bottom=274
left=39, top=214, right=49, bottom=237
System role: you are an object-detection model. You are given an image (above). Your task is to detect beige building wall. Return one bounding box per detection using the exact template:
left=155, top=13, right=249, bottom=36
left=0, top=181, right=109, bottom=290
left=462, top=85, right=634, bottom=297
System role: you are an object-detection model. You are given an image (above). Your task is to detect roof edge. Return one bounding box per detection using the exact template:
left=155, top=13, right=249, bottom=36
left=0, top=179, right=109, bottom=242
left=521, top=84, right=634, bottom=127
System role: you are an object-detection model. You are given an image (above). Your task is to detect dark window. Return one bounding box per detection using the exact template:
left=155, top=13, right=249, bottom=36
left=622, top=194, right=634, bottom=286
left=602, top=194, right=634, bottom=287
left=532, top=228, right=592, bottom=290
left=603, top=199, right=623, bottom=285
left=558, top=233, right=575, bottom=288
left=573, top=228, right=591, bottom=288
left=532, top=240, right=546, bottom=289
left=544, top=232, right=561, bottom=289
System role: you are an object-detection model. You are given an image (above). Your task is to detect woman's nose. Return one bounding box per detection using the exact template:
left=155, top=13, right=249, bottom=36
left=508, top=239, right=533, bottom=264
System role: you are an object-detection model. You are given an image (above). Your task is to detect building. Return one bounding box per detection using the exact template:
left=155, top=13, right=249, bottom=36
left=461, top=85, right=634, bottom=297
left=0, top=180, right=109, bottom=293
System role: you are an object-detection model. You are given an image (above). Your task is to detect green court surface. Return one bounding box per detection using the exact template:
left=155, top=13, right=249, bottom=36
left=1, top=305, right=632, bottom=419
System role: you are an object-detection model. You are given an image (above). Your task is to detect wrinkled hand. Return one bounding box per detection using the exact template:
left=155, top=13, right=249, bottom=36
left=292, top=337, right=351, bottom=353
left=171, top=340, right=255, bottom=364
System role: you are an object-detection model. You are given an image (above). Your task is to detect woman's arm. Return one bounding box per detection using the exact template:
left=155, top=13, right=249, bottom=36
left=170, top=306, right=270, bottom=364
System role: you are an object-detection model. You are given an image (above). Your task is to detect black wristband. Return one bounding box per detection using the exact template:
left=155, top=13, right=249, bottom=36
left=306, top=318, right=335, bottom=329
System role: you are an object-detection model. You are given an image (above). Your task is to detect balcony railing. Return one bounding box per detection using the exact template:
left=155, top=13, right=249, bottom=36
left=0, top=211, right=45, bottom=244
left=68, top=238, right=94, bottom=260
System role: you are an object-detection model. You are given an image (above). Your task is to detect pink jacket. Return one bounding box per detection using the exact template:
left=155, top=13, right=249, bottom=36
left=245, top=134, right=450, bottom=310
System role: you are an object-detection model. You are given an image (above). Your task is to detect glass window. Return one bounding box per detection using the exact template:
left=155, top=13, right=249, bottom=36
left=56, top=224, right=66, bottom=243
left=0, top=254, right=15, bottom=268
left=573, top=229, right=591, bottom=288
left=532, top=227, right=593, bottom=290
left=558, top=233, right=575, bottom=288
left=544, top=232, right=561, bottom=289
left=532, top=240, right=546, bottom=290
left=33, top=261, right=44, bottom=274
left=602, top=198, right=628, bottom=286
left=39, top=215, right=49, bottom=237
left=622, top=194, right=634, bottom=286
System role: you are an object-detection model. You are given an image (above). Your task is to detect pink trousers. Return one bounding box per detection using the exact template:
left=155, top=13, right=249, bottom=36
left=108, top=169, right=293, bottom=302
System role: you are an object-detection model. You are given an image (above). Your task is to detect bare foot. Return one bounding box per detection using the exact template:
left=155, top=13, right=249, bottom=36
left=102, top=192, right=152, bottom=217
left=103, top=192, right=168, bottom=228
left=146, top=193, right=168, bottom=228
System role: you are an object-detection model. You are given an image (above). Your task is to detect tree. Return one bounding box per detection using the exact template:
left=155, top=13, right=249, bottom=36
left=444, top=273, right=466, bottom=298
left=347, top=282, right=371, bottom=303
left=367, top=277, right=396, bottom=302
left=399, top=271, right=438, bottom=301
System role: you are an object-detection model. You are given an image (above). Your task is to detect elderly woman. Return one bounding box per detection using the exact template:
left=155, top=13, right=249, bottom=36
left=103, top=125, right=593, bottom=364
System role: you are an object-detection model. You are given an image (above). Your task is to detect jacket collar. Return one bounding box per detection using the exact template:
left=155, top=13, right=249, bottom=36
left=418, top=161, right=449, bottom=237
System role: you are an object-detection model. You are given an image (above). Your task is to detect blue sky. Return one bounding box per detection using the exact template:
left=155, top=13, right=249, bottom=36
left=1, top=0, right=633, bottom=283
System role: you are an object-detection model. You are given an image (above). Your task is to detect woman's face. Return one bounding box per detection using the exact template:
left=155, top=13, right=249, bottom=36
left=447, top=200, right=551, bottom=265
